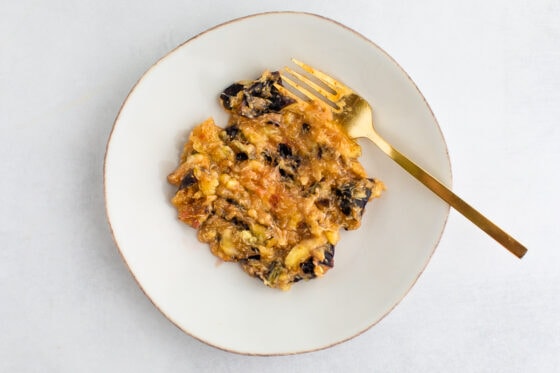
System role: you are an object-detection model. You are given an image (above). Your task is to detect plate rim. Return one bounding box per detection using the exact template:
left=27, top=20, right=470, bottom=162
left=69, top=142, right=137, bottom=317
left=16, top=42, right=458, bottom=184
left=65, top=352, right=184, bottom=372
left=103, top=10, right=452, bottom=356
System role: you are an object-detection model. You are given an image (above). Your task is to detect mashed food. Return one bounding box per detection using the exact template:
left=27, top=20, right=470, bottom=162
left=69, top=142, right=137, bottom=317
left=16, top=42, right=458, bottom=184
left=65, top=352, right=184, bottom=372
left=167, top=71, right=384, bottom=290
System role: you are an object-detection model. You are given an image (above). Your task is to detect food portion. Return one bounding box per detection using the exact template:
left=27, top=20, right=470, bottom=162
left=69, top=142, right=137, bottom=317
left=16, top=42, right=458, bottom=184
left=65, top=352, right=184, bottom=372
left=168, top=71, right=384, bottom=290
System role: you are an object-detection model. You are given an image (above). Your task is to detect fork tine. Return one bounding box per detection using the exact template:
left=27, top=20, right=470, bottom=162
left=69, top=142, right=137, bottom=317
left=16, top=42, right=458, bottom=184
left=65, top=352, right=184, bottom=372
left=283, top=67, right=339, bottom=102
left=291, top=58, right=346, bottom=92
left=280, top=74, right=334, bottom=105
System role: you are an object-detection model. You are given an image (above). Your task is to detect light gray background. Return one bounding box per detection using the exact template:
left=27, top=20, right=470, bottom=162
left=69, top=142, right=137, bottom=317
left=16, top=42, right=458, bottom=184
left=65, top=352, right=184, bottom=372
left=1, top=0, right=558, bottom=372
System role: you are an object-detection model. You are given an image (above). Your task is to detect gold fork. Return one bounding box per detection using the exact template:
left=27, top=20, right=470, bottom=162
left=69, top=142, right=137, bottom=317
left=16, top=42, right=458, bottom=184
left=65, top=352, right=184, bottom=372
left=280, top=59, right=527, bottom=259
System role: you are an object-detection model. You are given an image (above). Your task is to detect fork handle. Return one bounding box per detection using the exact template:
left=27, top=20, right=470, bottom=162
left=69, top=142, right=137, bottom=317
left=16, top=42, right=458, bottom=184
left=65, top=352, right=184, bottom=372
left=368, top=132, right=527, bottom=258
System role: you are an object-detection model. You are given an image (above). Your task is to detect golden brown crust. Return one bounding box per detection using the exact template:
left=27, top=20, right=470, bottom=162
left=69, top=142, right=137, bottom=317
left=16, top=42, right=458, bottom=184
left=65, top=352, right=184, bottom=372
left=168, top=71, right=384, bottom=290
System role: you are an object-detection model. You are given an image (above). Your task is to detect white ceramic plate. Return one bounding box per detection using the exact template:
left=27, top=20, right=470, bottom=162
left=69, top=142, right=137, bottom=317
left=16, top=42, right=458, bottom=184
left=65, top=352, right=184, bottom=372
left=104, top=12, right=451, bottom=355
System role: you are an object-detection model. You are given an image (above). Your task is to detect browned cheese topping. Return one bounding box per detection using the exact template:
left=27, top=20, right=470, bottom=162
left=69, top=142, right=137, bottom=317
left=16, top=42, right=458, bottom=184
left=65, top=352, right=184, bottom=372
left=167, top=71, right=384, bottom=290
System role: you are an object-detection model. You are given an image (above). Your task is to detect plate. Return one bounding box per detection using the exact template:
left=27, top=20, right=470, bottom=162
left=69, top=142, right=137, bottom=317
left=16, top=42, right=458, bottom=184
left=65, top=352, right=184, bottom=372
left=104, top=12, right=451, bottom=355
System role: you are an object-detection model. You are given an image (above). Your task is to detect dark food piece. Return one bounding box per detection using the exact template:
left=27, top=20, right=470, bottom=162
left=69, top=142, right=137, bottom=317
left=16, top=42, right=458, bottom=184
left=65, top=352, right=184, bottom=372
left=300, top=258, right=316, bottom=277
left=179, top=170, right=197, bottom=190
left=219, top=71, right=296, bottom=118
left=316, top=145, right=324, bottom=159
left=230, top=217, right=250, bottom=230
left=277, top=143, right=292, bottom=158
left=236, top=152, right=249, bottom=161
left=335, top=180, right=374, bottom=218
left=298, top=243, right=335, bottom=280
left=278, top=168, right=294, bottom=180
left=219, top=83, right=244, bottom=110
left=225, top=197, right=238, bottom=205
left=321, top=244, right=335, bottom=268
left=224, top=124, right=240, bottom=140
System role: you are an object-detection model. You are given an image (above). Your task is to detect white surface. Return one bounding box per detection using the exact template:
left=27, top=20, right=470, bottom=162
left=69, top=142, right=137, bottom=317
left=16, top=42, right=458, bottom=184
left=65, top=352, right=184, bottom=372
left=104, top=12, right=452, bottom=354
left=1, top=0, right=558, bottom=371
